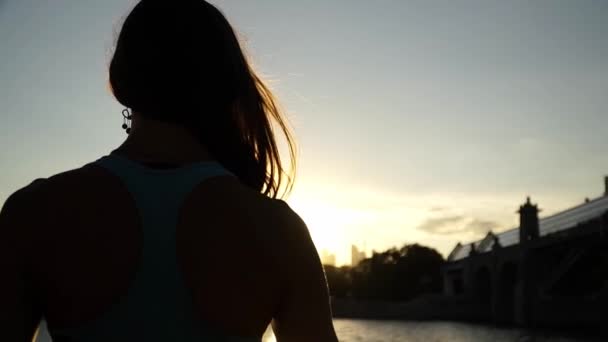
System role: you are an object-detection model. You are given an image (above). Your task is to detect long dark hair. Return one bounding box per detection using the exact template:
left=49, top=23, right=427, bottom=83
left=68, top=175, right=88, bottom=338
left=109, top=0, right=296, bottom=198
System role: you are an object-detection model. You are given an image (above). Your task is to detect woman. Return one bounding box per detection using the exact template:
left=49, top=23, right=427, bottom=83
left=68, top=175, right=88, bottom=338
left=0, top=0, right=338, bottom=341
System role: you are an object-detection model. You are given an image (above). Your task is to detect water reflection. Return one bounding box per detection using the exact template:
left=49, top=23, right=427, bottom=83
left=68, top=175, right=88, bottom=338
left=263, top=320, right=599, bottom=342
left=262, top=325, right=276, bottom=342
left=262, top=328, right=276, bottom=342
left=332, top=319, right=599, bottom=342
left=37, top=319, right=599, bottom=342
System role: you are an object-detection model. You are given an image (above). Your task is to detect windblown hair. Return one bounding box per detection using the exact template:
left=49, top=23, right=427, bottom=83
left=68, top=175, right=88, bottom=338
left=109, top=0, right=296, bottom=198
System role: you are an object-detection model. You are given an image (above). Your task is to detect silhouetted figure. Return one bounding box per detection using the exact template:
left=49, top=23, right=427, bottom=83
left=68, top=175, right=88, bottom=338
left=0, top=1, right=338, bottom=341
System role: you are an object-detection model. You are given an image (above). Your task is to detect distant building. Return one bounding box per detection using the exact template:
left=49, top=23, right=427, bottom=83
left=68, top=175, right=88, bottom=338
left=351, top=245, right=367, bottom=266
left=321, top=249, right=336, bottom=266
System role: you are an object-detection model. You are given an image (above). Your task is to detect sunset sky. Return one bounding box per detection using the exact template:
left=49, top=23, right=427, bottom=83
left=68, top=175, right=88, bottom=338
left=1, top=0, right=607, bottom=265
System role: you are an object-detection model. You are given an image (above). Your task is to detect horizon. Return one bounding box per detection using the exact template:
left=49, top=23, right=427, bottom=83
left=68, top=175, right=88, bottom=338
left=2, top=0, right=608, bottom=265
left=324, top=183, right=608, bottom=267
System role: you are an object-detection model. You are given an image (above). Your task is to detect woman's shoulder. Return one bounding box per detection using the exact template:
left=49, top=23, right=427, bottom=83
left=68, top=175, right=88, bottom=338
left=0, top=178, right=48, bottom=224
left=0, top=176, right=56, bottom=258
left=4, top=178, right=48, bottom=203
left=236, top=189, right=319, bottom=268
left=227, top=184, right=309, bottom=239
left=265, top=199, right=311, bottom=245
left=211, top=181, right=315, bottom=254
left=1, top=163, right=104, bottom=222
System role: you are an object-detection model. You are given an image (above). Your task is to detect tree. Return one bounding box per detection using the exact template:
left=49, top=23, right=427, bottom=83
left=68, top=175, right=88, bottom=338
left=337, top=243, right=444, bottom=301
left=323, top=265, right=352, bottom=298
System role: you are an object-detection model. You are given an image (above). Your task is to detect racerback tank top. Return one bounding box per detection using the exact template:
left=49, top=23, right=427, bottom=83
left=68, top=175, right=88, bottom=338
left=48, top=154, right=261, bottom=342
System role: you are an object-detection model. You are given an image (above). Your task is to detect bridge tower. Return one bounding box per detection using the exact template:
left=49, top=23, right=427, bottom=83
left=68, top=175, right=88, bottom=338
left=516, top=197, right=540, bottom=326
left=519, top=197, right=539, bottom=244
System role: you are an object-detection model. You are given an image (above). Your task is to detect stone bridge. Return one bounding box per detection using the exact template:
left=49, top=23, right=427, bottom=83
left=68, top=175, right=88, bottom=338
left=442, top=177, right=608, bottom=328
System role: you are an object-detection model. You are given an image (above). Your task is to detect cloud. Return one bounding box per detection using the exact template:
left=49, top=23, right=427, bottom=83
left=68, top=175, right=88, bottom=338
left=417, top=215, right=501, bottom=236
left=464, top=219, right=500, bottom=235
left=417, top=216, right=466, bottom=235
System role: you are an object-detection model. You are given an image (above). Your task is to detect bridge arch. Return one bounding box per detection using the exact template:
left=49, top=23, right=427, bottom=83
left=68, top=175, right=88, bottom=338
left=495, top=261, right=519, bottom=324
left=474, top=267, right=492, bottom=303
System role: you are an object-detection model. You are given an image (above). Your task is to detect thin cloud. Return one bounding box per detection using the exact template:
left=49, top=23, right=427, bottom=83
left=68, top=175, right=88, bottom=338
left=464, top=219, right=500, bottom=235
left=417, top=216, right=465, bottom=235
left=417, top=215, right=501, bottom=236
left=287, top=72, right=305, bottom=78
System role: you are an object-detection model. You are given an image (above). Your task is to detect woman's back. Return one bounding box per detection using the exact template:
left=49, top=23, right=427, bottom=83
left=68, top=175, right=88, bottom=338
left=1, top=150, right=336, bottom=341
left=39, top=153, right=279, bottom=339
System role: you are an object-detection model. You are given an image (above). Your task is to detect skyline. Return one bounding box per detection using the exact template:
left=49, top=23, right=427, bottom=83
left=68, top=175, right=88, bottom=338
left=1, top=0, right=608, bottom=265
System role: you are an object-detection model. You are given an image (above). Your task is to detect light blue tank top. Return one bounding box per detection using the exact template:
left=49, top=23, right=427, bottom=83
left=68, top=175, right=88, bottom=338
left=48, top=154, right=261, bottom=342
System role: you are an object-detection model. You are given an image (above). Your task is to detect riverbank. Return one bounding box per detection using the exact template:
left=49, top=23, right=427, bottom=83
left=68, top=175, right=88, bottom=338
left=331, top=294, right=487, bottom=321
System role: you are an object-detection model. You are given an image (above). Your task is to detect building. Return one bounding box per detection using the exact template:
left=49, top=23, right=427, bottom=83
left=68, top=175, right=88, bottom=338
left=321, top=249, right=336, bottom=266
left=351, top=245, right=366, bottom=266
left=442, top=177, right=608, bottom=328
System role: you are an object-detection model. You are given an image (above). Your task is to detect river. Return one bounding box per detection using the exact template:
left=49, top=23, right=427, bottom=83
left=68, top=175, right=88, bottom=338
left=36, top=319, right=599, bottom=341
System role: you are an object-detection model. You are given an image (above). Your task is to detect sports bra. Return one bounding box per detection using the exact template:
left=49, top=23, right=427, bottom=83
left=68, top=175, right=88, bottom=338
left=47, top=154, right=261, bottom=342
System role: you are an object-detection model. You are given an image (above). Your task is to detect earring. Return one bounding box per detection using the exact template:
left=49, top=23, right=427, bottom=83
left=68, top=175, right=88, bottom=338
left=121, top=108, right=132, bottom=134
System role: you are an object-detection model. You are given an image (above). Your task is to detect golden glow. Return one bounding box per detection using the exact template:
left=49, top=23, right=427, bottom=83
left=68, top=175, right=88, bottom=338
left=289, top=199, right=344, bottom=252
left=286, top=182, right=388, bottom=265
left=285, top=178, right=518, bottom=263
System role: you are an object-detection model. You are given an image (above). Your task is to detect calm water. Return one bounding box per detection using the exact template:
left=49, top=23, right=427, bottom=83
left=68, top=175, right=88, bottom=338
left=37, top=319, right=598, bottom=342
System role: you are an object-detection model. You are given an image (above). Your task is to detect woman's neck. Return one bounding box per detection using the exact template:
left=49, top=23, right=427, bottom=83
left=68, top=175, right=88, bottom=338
left=113, top=113, right=213, bottom=164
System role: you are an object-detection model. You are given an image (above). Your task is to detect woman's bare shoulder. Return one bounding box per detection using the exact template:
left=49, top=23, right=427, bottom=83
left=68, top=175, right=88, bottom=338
left=265, top=199, right=313, bottom=248
left=228, top=185, right=311, bottom=243
left=0, top=178, right=47, bottom=228
left=237, top=190, right=320, bottom=272
left=3, top=178, right=47, bottom=205
left=0, top=164, right=106, bottom=227
left=211, top=182, right=316, bottom=259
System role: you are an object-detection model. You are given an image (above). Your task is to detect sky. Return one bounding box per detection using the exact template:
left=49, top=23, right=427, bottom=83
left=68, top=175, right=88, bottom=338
left=1, top=0, right=607, bottom=265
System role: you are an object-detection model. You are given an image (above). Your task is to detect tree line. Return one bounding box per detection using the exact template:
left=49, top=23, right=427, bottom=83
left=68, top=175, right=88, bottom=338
left=323, top=243, right=444, bottom=301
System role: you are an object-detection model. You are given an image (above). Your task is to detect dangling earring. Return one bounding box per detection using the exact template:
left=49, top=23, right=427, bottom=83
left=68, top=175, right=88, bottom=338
left=121, top=108, right=132, bottom=134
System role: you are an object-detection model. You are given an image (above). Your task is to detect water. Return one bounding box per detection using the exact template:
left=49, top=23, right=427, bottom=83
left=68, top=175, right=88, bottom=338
left=327, top=320, right=598, bottom=342
left=37, top=319, right=598, bottom=342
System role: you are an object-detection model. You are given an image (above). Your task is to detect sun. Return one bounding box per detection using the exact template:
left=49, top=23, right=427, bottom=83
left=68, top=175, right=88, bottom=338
left=287, top=193, right=370, bottom=266
left=289, top=199, right=343, bottom=252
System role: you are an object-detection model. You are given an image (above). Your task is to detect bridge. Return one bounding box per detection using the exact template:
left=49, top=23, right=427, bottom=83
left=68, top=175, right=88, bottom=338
left=442, top=177, right=608, bottom=328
